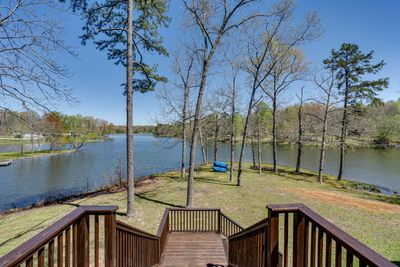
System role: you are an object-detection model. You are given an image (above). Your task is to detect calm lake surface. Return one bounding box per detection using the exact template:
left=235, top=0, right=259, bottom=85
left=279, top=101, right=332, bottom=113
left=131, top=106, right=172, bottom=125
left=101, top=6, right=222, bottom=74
left=0, top=134, right=399, bottom=211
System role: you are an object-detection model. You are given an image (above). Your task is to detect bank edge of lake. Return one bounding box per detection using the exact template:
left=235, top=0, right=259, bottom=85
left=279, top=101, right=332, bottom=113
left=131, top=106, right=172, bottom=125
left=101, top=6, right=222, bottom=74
left=0, top=149, right=76, bottom=161
left=1, top=163, right=399, bottom=216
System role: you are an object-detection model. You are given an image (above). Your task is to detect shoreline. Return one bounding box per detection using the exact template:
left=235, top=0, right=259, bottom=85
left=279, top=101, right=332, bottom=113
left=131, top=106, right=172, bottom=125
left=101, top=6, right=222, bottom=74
left=0, top=174, right=159, bottom=216
left=153, top=133, right=400, bottom=149
left=0, top=149, right=76, bottom=161
left=1, top=165, right=399, bottom=215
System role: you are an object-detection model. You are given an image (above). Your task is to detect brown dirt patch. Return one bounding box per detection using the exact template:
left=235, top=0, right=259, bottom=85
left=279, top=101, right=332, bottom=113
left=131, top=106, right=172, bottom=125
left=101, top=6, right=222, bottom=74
left=284, top=188, right=400, bottom=214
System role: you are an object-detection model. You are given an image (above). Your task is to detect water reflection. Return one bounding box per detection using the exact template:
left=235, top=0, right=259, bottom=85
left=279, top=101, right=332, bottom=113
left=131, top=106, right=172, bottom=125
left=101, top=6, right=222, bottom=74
left=0, top=134, right=399, bottom=211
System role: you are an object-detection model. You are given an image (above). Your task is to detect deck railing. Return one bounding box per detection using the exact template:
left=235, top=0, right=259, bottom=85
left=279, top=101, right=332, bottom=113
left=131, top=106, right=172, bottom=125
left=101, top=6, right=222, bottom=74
left=0, top=205, right=118, bottom=267
left=1, top=204, right=395, bottom=267
left=265, top=204, right=396, bottom=267
left=229, top=218, right=269, bottom=267
left=167, top=208, right=243, bottom=236
left=116, top=221, right=159, bottom=266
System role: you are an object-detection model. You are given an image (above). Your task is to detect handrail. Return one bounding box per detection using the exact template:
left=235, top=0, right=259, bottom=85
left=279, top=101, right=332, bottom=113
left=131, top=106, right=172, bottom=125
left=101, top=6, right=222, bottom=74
left=116, top=221, right=159, bottom=240
left=220, top=211, right=244, bottom=230
left=167, top=207, right=220, bottom=211
left=0, top=205, right=117, bottom=267
left=156, top=208, right=170, bottom=237
left=266, top=203, right=396, bottom=267
left=156, top=208, right=170, bottom=256
left=229, top=217, right=268, bottom=240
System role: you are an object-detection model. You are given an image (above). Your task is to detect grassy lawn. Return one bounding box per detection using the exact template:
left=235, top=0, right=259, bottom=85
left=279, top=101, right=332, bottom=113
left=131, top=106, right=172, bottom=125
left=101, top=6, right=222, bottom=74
left=0, top=165, right=399, bottom=263
left=0, top=149, right=75, bottom=161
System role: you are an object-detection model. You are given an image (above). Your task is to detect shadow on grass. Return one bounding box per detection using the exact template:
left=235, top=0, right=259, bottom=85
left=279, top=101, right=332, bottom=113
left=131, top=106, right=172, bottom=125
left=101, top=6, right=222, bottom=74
left=195, top=176, right=236, bottom=186
left=391, top=261, right=400, bottom=267
left=0, top=217, right=53, bottom=247
left=135, top=186, right=185, bottom=208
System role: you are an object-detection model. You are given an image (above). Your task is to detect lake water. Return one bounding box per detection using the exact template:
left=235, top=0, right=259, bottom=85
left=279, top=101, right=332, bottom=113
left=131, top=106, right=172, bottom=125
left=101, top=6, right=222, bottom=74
left=0, top=134, right=399, bottom=211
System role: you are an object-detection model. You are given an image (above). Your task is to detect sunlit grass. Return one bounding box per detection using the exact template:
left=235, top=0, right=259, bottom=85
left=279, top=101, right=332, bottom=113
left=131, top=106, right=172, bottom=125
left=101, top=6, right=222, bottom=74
left=0, top=164, right=399, bottom=262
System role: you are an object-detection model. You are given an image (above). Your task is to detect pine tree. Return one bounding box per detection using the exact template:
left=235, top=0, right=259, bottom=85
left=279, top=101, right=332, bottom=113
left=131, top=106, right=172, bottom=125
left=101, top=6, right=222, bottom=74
left=323, top=43, right=388, bottom=180
left=69, top=0, right=169, bottom=217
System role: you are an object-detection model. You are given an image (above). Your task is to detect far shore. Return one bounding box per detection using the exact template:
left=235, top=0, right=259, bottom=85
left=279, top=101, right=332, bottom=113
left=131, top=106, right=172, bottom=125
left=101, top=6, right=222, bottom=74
left=0, top=149, right=76, bottom=161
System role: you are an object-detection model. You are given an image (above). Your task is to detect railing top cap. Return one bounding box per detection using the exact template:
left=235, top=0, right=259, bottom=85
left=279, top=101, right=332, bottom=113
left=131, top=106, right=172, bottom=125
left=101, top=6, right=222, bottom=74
left=266, top=203, right=304, bottom=212
left=79, top=205, right=119, bottom=213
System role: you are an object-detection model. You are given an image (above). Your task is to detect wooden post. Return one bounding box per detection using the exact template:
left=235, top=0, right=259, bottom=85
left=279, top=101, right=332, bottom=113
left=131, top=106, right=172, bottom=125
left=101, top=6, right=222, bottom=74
left=218, top=210, right=221, bottom=234
left=77, top=215, right=89, bottom=267
left=266, top=208, right=279, bottom=267
left=293, top=211, right=306, bottom=267
left=105, top=212, right=117, bottom=267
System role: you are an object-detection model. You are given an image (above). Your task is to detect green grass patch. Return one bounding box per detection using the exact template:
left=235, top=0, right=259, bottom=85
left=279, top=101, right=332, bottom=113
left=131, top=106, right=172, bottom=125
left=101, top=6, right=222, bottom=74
left=0, top=165, right=399, bottom=263
left=0, top=149, right=75, bottom=161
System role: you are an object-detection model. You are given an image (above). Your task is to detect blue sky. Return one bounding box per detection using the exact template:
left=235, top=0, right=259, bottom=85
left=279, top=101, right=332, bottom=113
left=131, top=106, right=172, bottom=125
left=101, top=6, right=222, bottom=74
left=57, top=0, right=400, bottom=125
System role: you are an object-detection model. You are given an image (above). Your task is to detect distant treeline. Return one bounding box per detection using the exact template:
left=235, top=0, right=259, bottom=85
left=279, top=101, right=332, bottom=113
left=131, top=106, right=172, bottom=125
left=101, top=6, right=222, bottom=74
left=153, top=99, right=400, bottom=148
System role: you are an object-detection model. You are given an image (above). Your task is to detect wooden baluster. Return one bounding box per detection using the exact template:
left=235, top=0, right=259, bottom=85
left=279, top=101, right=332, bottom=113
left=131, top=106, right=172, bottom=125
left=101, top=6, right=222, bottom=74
left=266, top=208, right=279, bottom=267
left=26, top=255, right=33, bottom=267
left=284, top=213, right=289, bottom=267
left=49, top=239, right=55, bottom=267
left=335, top=242, right=342, bottom=267
left=359, top=261, right=367, bottom=267
left=346, top=251, right=353, bottom=267
left=94, top=215, right=99, bottom=267
left=105, top=211, right=116, bottom=267
left=218, top=210, right=221, bottom=234
left=304, top=219, right=309, bottom=266
left=77, top=215, right=89, bottom=267
left=311, top=224, right=316, bottom=267
left=326, top=236, right=332, bottom=267
left=58, top=233, right=64, bottom=267
left=38, top=247, right=45, bottom=267
left=73, top=223, right=78, bottom=266
left=317, top=229, right=323, bottom=267
left=65, top=226, right=70, bottom=267
left=293, top=211, right=306, bottom=267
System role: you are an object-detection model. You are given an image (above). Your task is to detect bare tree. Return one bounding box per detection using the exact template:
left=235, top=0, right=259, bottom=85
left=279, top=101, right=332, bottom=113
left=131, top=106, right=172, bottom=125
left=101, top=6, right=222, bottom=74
left=261, top=47, right=308, bottom=173
left=0, top=0, right=75, bottom=113
left=183, top=0, right=266, bottom=206
left=237, top=0, right=321, bottom=184
left=309, top=70, right=340, bottom=183
left=295, top=86, right=305, bottom=173
left=158, top=51, right=197, bottom=178
left=206, top=90, right=229, bottom=162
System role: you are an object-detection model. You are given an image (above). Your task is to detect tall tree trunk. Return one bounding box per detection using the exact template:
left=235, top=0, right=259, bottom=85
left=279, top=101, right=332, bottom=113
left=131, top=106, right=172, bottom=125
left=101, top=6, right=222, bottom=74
left=126, top=0, right=134, bottom=218
left=338, top=75, right=349, bottom=180
left=257, top=117, right=262, bottom=174
left=318, top=106, right=329, bottom=183
left=251, top=136, right=256, bottom=169
left=272, top=92, right=278, bottom=173
left=198, top=124, right=207, bottom=164
left=187, top=50, right=211, bottom=207
left=237, top=85, right=258, bottom=186
left=181, top=82, right=189, bottom=178
left=229, top=79, right=236, bottom=183
left=213, top=115, right=219, bottom=162
left=295, top=97, right=303, bottom=173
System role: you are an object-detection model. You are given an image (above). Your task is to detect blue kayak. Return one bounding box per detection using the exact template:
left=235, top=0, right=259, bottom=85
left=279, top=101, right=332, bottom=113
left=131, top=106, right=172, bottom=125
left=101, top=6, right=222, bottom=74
left=213, top=161, right=228, bottom=168
left=213, top=166, right=228, bottom=173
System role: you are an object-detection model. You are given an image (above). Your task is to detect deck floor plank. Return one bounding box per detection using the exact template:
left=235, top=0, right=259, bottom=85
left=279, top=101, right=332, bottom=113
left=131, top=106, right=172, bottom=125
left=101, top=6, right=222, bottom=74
left=159, top=232, right=228, bottom=267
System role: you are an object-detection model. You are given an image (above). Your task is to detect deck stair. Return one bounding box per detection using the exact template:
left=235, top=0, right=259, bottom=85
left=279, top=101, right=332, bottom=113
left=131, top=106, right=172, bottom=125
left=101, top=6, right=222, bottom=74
left=0, top=204, right=396, bottom=267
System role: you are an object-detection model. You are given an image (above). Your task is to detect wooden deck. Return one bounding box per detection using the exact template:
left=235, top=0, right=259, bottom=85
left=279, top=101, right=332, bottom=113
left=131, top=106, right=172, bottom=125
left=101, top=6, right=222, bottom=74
left=159, top=232, right=228, bottom=267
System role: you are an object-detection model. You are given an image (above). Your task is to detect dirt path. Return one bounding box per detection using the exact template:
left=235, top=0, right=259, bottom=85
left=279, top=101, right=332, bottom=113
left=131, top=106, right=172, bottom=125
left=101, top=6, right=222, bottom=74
left=284, top=188, right=400, bottom=214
